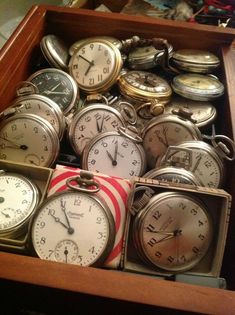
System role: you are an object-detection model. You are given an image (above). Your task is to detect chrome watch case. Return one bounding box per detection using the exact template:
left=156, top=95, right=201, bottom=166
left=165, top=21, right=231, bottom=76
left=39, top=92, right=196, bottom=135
left=123, top=178, right=231, bottom=278
left=171, top=49, right=220, bottom=74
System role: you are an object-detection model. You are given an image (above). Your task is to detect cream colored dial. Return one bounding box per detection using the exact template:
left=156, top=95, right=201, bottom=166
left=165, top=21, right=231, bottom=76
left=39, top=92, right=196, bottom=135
left=0, top=113, right=59, bottom=167
left=0, top=172, right=39, bottom=237
left=69, top=39, right=123, bottom=93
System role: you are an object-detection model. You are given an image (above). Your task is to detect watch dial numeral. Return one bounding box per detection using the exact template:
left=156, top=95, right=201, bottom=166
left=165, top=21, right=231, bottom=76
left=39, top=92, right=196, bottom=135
left=89, top=78, right=95, bottom=86
left=11, top=124, right=17, bottom=131
left=155, top=251, right=162, bottom=258
left=98, top=232, right=104, bottom=239
left=40, top=237, right=46, bottom=245
left=147, top=237, right=157, bottom=247
left=103, top=67, right=109, bottom=74
left=153, top=211, right=161, bottom=221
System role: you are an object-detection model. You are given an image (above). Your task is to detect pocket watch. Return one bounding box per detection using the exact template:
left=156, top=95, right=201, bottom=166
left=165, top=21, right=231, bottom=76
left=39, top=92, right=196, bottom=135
left=40, top=34, right=69, bottom=71
left=171, top=49, right=220, bottom=73
left=141, top=108, right=202, bottom=168
left=127, top=43, right=173, bottom=70
left=27, top=68, right=79, bottom=115
left=0, top=170, right=40, bottom=238
left=68, top=37, right=123, bottom=94
left=0, top=112, right=60, bottom=167
left=68, top=98, right=127, bottom=156
left=164, top=96, right=217, bottom=130
left=118, top=70, right=172, bottom=106
left=29, top=171, right=115, bottom=267
left=11, top=94, right=66, bottom=140
left=82, top=126, right=147, bottom=179
left=132, top=190, right=213, bottom=272
left=171, top=73, right=224, bottom=101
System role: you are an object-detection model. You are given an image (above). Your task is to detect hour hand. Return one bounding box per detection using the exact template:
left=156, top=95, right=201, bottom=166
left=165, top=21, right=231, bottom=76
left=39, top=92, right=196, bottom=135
left=106, top=150, right=117, bottom=166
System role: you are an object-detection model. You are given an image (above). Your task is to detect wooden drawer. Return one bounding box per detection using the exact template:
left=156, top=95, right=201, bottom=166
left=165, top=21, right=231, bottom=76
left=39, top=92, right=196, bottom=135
left=0, top=5, right=235, bottom=314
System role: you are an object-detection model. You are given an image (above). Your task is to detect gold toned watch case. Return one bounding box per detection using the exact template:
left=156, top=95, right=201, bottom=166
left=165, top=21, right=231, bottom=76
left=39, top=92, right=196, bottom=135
left=123, top=177, right=231, bottom=277
left=118, top=70, right=172, bottom=104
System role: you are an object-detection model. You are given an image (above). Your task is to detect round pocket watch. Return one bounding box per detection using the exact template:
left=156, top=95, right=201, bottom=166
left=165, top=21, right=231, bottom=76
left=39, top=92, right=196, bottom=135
left=40, top=34, right=69, bottom=71
left=0, top=112, right=60, bottom=167
left=132, top=190, right=213, bottom=272
left=68, top=99, right=127, bottom=156
left=171, top=73, right=224, bottom=101
left=82, top=126, right=147, bottom=179
left=0, top=170, right=40, bottom=238
left=141, top=108, right=202, bottom=168
left=118, top=70, right=172, bottom=106
left=127, top=43, right=173, bottom=70
left=29, top=171, right=115, bottom=267
left=164, top=95, right=217, bottom=130
left=68, top=37, right=123, bottom=94
left=11, top=94, right=66, bottom=140
left=171, top=49, right=220, bottom=73
left=28, top=68, right=79, bottom=115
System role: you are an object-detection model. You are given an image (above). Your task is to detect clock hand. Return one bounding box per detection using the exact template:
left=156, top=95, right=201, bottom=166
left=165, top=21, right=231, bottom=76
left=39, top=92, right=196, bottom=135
left=1, top=211, right=10, bottom=218
left=64, top=247, right=68, bottom=263
left=60, top=199, right=74, bottom=235
left=96, top=115, right=105, bottom=133
left=48, top=210, right=73, bottom=232
left=78, top=54, right=94, bottom=65
left=51, top=82, right=61, bottom=92
left=44, top=91, right=66, bottom=95
left=106, top=150, right=117, bottom=166
left=157, top=135, right=168, bottom=147
left=153, top=234, right=176, bottom=244
left=114, top=141, right=118, bottom=163
left=85, top=60, right=95, bottom=76
left=162, top=126, right=169, bottom=147
left=146, top=229, right=181, bottom=244
left=145, top=229, right=175, bottom=236
left=192, top=154, right=202, bottom=172
left=0, top=136, right=28, bottom=150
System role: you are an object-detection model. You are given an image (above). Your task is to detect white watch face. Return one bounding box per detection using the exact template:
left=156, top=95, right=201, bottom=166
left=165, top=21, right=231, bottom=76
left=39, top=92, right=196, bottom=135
left=68, top=105, right=125, bottom=155
left=135, top=192, right=212, bottom=272
left=142, top=119, right=199, bottom=168
left=82, top=133, right=146, bottom=179
left=12, top=95, right=64, bottom=139
left=69, top=40, right=118, bottom=92
left=0, top=173, right=38, bottom=235
left=31, top=191, right=113, bottom=266
left=0, top=114, right=59, bottom=167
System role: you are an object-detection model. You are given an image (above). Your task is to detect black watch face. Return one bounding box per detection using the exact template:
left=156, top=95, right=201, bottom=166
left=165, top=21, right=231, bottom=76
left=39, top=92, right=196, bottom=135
left=29, top=69, right=77, bottom=113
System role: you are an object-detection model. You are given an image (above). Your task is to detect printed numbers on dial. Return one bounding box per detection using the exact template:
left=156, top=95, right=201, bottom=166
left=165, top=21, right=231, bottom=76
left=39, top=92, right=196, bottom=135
left=31, top=191, right=112, bottom=266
